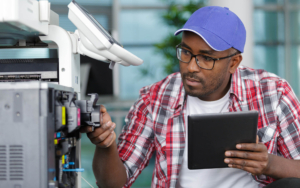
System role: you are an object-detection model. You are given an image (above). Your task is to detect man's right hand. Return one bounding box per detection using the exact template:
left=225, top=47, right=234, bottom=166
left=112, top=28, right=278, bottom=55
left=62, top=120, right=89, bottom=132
left=80, top=105, right=127, bottom=187
left=80, top=105, right=116, bottom=148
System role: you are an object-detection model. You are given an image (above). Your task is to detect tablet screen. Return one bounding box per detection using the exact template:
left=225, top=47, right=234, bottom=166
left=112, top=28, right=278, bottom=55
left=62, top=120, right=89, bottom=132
left=188, top=111, right=258, bottom=169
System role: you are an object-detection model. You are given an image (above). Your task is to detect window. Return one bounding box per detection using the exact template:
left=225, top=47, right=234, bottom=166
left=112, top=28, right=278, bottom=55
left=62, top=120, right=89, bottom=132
left=119, top=9, right=170, bottom=100
left=254, top=0, right=300, bottom=96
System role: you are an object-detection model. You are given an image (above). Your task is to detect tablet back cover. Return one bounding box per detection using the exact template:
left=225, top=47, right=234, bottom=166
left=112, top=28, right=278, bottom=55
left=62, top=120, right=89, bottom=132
left=188, top=111, right=258, bottom=170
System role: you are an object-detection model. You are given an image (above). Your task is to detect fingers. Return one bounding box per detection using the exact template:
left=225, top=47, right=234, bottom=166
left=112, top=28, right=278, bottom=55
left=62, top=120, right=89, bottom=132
left=224, top=158, right=266, bottom=169
left=79, top=105, right=115, bottom=149
left=90, top=130, right=114, bottom=146
left=235, top=142, right=266, bottom=152
left=81, top=105, right=115, bottom=148
left=94, top=131, right=116, bottom=148
left=90, top=122, right=115, bottom=142
left=87, top=121, right=115, bottom=139
left=80, top=105, right=110, bottom=134
left=80, top=126, right=94, bottom=133
left=99, top=131, right=116, bottom=148
left=224, top=158, right=268, bottom=175
left=225, top=143, right=270, bottom=176
left=225, top=150, right=268, bottom=161
left=87, top=121, right=116, bottom=148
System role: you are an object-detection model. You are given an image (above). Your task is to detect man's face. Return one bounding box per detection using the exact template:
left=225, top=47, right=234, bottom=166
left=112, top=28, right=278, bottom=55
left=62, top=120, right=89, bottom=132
left=179, top=31, right=234, bottom=101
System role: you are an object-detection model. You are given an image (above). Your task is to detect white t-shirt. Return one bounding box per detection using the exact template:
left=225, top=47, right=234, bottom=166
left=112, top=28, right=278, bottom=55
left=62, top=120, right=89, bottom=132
left=176, top=91, right=259, bottom=188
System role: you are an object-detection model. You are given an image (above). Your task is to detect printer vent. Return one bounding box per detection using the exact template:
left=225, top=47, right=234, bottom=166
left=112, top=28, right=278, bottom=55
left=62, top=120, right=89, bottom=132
left=0, top=145, right=6, bottom=180
left=0, top=59, right=34, bottom=64
left=9, top=145, right=23, bottom=181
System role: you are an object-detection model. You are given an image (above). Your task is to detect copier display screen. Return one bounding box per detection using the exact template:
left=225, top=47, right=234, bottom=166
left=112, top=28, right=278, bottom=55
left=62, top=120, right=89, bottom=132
left=72, top=0, right=122, bottom=46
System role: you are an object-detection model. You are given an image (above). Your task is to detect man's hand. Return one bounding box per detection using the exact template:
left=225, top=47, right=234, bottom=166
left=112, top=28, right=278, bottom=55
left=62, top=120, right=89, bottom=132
left=80, top=105, right=127, bottom=187
left=224, top=136, right=272, bottom=176
left=80, top=105, right=116, bottom=148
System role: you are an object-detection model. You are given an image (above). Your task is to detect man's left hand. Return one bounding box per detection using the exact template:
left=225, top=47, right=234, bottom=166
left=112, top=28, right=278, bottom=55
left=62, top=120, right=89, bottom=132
left=224, top=136, right=271, bottom=176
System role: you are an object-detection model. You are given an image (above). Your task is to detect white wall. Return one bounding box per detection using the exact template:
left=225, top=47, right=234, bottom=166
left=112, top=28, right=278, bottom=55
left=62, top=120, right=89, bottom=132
left=208, top=0, right=254, bottom=68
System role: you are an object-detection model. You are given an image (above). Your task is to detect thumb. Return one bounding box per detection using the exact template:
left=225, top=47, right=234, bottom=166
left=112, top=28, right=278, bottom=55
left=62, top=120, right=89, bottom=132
left=100, top=105, right=107, bottom=113
left=256, top=135, right=259, bottom=144
left=99, top=105, right=111, bottom=125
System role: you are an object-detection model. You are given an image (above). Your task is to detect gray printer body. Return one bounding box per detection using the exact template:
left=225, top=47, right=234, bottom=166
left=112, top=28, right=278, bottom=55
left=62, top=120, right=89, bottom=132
left=0, top=82, right=81, bottom=188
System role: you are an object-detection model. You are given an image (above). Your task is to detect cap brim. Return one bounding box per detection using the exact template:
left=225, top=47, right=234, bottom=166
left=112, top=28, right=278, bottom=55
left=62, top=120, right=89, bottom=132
left=174, top=27, right=231, bottom=52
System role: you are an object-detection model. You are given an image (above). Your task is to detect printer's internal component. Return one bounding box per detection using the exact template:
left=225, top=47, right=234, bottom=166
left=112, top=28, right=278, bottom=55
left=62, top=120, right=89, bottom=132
left=0, top=58, right=58, bottom=82
left=0, top=74, right=41, bottom=82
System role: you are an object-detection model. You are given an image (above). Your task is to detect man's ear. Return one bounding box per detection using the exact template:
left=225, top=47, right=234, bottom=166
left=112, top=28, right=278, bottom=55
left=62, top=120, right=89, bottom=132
left=229, top=54, right=242, bottom=74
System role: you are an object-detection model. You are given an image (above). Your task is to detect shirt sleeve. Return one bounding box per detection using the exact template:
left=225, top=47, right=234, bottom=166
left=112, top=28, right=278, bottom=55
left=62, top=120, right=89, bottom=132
left=256, top=81, right=300, bottom=185
left=276, top=81, right=300, bottom=159
left=117, top=92, right=155, bottom=188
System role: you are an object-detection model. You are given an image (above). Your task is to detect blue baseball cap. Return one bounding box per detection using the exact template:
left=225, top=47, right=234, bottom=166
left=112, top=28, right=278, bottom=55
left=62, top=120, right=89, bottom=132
left=174, top=6, right=246, bottom=53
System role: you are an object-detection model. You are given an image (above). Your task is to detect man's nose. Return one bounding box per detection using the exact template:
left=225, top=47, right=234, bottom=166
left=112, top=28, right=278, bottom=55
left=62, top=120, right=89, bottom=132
left=187, top=56, right=200, bottom=73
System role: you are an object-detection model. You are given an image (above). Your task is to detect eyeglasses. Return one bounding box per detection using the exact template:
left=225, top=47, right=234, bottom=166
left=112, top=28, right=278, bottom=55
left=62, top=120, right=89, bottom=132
left=176, top=44, right=239, bottom=70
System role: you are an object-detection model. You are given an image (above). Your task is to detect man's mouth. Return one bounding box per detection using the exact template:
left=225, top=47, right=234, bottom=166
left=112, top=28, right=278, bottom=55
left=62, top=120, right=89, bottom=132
left=185, top=77, right=202, bottom=87
left=186, top=77, right=200, bottom=82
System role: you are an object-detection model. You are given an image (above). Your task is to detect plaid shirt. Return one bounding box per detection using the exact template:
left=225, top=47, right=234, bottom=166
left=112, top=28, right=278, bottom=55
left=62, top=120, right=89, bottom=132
left=117, top=66, right=300, bottom=188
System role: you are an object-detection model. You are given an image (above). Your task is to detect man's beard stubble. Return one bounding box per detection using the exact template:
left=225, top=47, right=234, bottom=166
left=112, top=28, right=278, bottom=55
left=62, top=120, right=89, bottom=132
left=182, top=72, right=226, bottom=99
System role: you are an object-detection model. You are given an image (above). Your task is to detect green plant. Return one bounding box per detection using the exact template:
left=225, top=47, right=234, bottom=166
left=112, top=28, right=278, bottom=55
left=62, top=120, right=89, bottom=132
left=154, top=0, right=205, bottom=74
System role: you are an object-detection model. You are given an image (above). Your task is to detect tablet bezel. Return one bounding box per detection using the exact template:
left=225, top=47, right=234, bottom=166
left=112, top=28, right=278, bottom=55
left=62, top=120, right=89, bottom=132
left=187, top=111, right=258, bottom=170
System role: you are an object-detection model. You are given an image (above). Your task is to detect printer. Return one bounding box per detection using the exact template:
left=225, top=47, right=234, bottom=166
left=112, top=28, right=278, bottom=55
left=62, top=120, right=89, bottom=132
left=0, top=0, right=143, bottom=187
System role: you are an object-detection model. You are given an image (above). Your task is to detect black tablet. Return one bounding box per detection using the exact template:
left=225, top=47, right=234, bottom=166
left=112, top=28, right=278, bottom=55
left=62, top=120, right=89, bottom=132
left=188, top=111, right=258, bottom=170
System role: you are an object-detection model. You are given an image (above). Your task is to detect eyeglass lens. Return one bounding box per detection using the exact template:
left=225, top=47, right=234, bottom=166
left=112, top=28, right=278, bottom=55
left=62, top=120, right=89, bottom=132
left=177, top=48, right=214, bottom=69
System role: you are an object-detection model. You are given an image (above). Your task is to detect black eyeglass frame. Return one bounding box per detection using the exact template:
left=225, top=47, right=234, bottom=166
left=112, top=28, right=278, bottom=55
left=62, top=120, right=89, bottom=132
left=176, top=44, right=240, bottom=70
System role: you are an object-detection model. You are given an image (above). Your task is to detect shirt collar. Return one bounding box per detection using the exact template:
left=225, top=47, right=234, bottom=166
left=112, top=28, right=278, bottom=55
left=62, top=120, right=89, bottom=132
left=171, top=82, right=186, bottom=110
left=173, top=68, right=244, bottom=110
left=229, top=67, right=244, bottom=102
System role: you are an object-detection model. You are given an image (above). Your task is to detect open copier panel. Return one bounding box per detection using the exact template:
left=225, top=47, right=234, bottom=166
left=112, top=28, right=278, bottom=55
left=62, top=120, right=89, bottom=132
left=0, top=82, right=90, bottom=188
left=0, top=0, right=143, bottom=188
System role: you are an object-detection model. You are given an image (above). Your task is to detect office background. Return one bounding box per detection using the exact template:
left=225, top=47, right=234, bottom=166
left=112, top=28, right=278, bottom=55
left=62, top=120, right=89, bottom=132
left=0, top=0, right=300, bottom=187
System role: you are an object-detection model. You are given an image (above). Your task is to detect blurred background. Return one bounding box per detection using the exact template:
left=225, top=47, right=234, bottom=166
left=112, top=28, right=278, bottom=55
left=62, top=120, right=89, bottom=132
left=1, top=0, right=300, bottom=187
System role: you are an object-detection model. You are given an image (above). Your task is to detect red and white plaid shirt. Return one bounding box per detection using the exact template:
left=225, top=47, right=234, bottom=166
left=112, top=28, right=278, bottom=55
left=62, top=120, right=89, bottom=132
left=117, top=66, right=300, bottom=188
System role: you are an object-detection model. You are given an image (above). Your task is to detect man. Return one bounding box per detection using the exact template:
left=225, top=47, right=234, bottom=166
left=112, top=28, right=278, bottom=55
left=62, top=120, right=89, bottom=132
left=81, top=6, right=300, bottom=188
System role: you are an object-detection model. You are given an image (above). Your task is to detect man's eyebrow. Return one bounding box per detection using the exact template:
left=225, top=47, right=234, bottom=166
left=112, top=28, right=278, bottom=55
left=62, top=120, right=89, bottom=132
left=180, top=42, right=192, bottom=50
left=180, top=42, right=215, bottom=55
left=199, top=50, right=215, bottom=55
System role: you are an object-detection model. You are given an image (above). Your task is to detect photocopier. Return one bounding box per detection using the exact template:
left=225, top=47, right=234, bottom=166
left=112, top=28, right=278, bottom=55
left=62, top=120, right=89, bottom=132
left=0, top=0, right=143, bottom=187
